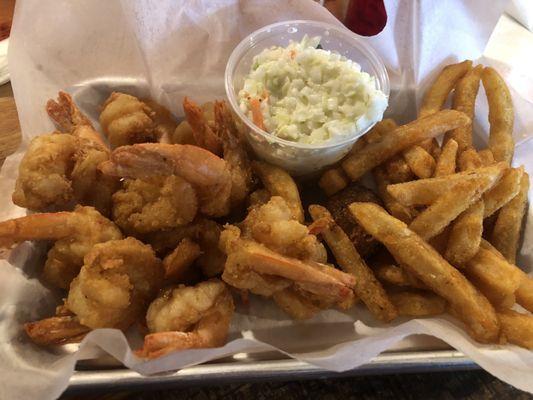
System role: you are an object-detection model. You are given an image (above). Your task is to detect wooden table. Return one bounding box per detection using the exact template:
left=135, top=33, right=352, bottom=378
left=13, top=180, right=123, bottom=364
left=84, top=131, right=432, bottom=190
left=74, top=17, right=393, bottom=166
left=0, top=82, right=529, bottom=399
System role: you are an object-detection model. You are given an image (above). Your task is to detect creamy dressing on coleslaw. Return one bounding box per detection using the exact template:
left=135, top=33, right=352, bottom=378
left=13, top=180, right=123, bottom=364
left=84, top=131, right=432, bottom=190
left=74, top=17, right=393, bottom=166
left=238, top=36, right=388, bottom=145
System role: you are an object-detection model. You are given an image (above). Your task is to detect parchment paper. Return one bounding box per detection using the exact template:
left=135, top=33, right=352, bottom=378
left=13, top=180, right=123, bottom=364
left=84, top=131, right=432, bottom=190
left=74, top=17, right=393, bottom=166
left=2, top=1, right=533, bottom=399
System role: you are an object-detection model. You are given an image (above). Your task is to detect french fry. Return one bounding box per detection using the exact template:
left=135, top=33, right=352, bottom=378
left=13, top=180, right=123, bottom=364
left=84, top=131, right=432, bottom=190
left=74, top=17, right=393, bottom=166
left=389, top=290, right=446, bottom=317
left=384, top=155, right=414, bottom=183
left=373, top=166, right=416, bottom=223
left=445, top=200, right=484, bottom=266
left=419, top=60, right=473, bottom=118
left=491, top=172, right=529, bottom=263
left=498, top=309, right=533, bottom=350
left=350, top=118, right=397, bottom=154
left=478, top=149, right=495, bottom=166
left=273, top=288, right=321, bottom=320
left=372, top=260, right=427, bottom=289
left=387, top=162, right=506, bottom=206
left=499, top=294, right=516, bottom=310
left=408, top=172, right=500, bottom=240
left=319, top=167, right=349, bottom=196
left=517, top=275, right=533, bottom=313
left=309, top=205, right=397, bottom=322
left=444, top=65, right=484, bottom=152
left=349, top=202, right=500, bottom=343
left=434, top=139, right=458, bottom=177
left=482, top=67, right=514, bottom=164
left=483, top=166, right=524, bottom=218
left=341, top=110, right=470, bottom=181
left=403, top=145, right=436, bottom=178
left=252, top=161, right=304, bottom=223
left=463, top=241, right=523, bottom=307
left=458, top=148, right=483, bottom=171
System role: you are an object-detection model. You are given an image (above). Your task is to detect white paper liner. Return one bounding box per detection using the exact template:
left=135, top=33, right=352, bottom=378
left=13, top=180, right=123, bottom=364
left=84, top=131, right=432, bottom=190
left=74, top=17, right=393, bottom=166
left=2, top=1, right=533, bottom=398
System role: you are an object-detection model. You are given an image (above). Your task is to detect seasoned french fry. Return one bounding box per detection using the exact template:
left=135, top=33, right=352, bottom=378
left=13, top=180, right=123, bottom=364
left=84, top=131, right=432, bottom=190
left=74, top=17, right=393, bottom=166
left=517, top=275, right=533, bottom=313
left=387, top=163, right=507, bottom=206
left=384, top=155, right=414, bottom=183
left=445, top=200, right=484, bottom=266
left=408, top=172, right=500, bottom=240
left=498, top=309, right=533, bottom=349
left=458, top=148, right=483, bottom=171
left=309, top=205, right=397, bottom=322
left=373, top=167, right=416, bottom=223
left=252, top=161, right=304, bottom=223
left=372, top=261, right=427, bottom=289
left=319, top=167, right=349, bottom=196
left=389, top=290, right=446, bottom=317
left=403, top=145, right=436, bottom=178
left=350, top=118, right=397, bottom=154
left=341, top=110, right=470, bottom=181
left=491, top=172, right=529, bottom=263
left=434, top=139, right=458, bottom=177
left=482, top=67, right=514, bottom=164
left=483, top=166, right=524, bottom=218
left=419, top=60, right=473, bottom=118
left=273, top=288, right=321, bottom=320
left=463, top=241, right=523, bottom=307
left=349, top=202, right=499, bottom=343
left=444, top=65, right=483, bottom=152
left=478, top=149, right=495, bottom=166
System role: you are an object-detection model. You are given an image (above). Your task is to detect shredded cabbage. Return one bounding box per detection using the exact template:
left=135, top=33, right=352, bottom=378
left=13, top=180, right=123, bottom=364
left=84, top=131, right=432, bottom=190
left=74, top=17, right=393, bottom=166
left=238, top=35, right=388, bottom=145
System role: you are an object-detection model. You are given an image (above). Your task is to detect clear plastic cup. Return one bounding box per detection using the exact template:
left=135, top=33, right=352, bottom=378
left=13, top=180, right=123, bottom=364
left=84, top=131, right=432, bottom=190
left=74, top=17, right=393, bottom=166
left=225, top=20, right=390, bottom=176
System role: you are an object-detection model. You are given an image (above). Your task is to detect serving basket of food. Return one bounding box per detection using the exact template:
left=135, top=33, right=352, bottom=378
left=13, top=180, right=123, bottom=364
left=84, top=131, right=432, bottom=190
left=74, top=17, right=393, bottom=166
left=1, top=0, right=532, bottom=398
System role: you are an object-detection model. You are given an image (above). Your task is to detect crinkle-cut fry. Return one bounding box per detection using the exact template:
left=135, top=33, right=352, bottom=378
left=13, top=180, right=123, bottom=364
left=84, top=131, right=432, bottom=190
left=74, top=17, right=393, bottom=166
left=482, top=67, right=514, bottom=164
left=386, top=162, right=507, bottom=206
left=25, top=316, right=90, bottom=346
left=444, top=65, right=484, bottom=152
left=319, top=167, right=349, bottom=196
left=403, top=145, right=436, bottom=179
left=419, top=60, right=473, bottom=118
left=309, top=205, right=397, bottom=322
left=349, top=202, right=500, bottom=343
left=372, top=260, right=427, bottom=289
left=445, top=200, right=484, bottom=266
left=517, top=275, right=533, bottom=313
left=408, top=172, right=500, bottom=241
left=389, top=290, right=446, bottom=317
left=478, top=149, right=495, bottom=166
left=491, top=172, right=529, bottom=264
left=273, top=288, right=321, bottom=320
left=498, top=309, right=533, bottom=349
left=384, top=155, right=414, bottom=183
left=434, top=139, right=458, bottom=177
left=252, top=161, right=304, bottom=223
left=341, top=110, right=470, bottom=181
left=373, top=166, right=416, bottom=223
left=483, top=166, right=524, bottom=218
left=458, top=148, right=483, bottom=171
left=162, top=238, right=202, bottom=282
left=463, top=241, right=523, bottom=307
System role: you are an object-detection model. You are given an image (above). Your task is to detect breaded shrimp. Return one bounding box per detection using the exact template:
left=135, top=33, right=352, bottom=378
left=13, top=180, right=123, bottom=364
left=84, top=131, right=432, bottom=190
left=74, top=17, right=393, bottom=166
left=0, top=206, right=122, bottom=288
left=67, top=237, right=164, bottom=329
left=136, top=279, right=234, bottom=358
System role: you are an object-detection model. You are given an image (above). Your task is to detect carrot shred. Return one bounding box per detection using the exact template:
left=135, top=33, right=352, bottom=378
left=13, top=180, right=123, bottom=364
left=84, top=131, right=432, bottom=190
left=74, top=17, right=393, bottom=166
left=250, top=98, right=265, bottom=131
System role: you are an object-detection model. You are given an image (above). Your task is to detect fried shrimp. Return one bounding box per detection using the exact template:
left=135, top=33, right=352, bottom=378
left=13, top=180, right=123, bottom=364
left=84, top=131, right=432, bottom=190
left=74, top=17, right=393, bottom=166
left=183, top=97, right=222, bottom=155
left=99, top=92, right=157, bottom=149
left=25, top=315, right=91, bottom=346
left=136, top=279, right=234, bottom=358
left=100, top=143, right=232, bottom=217
left=0, top=206, right=122, bottom=288
left=214, top=100, right=253, bottom=207
left=67, top=237, right=163, bottom=329
left=241, top=196, right=327, bottom=262
left=112, top=175, right=198, bottom=235
left=12, top=134, right=78, bottom=211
